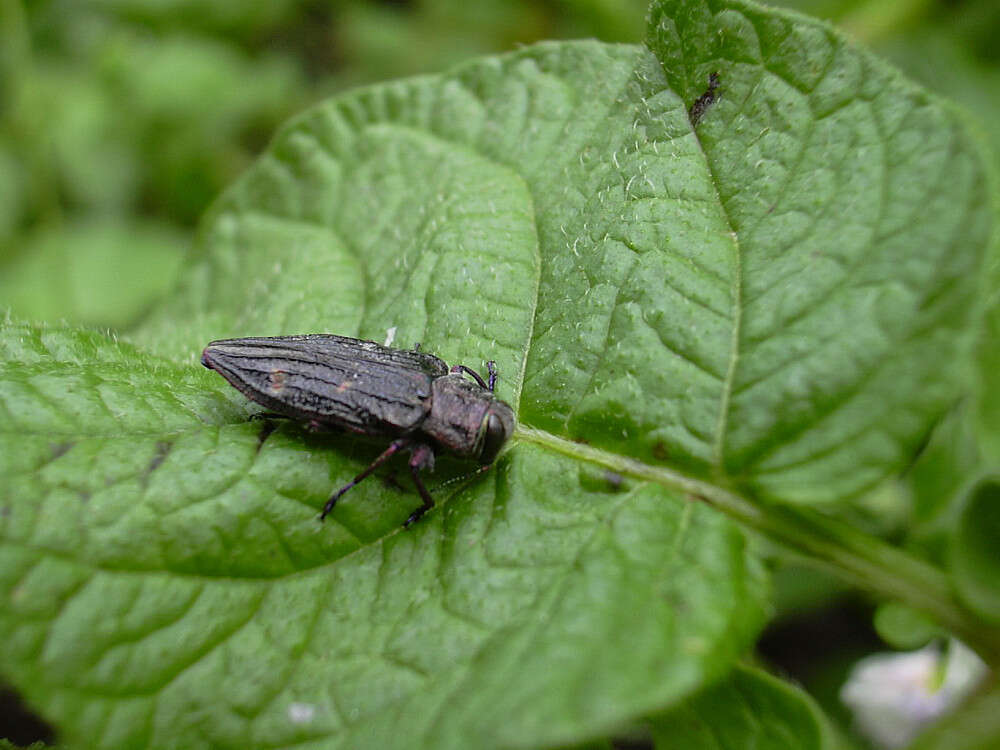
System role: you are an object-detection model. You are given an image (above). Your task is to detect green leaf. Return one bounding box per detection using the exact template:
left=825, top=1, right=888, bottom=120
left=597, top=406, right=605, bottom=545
left=88, top=0, right=299, bottom=37
left=975, top=173, right=1000, bottom=467
left=100, top=32, right=306, bottom=223
left=5, top=63, right=138, bottom=215
left=951, top=474, right=1000, bottom=623
left=0, top=322, right=766, bottom=748
left=908, top=687, right=1000, bottom=750
left=646, top=664, right=838, bottom=749
left=873, top=602, right=939, bottom=650
left=0, top=220, right=188, bottom=329
left=979, top=286, right=1000, bottom=463
left=904, top=403, right=982, bottom=561
left=2, top=0, right=996, bottom=747
left=142, top=0, right=992, bottom=506
left=647, top=0, right=991, bottom=503
left=0, top=145, right=26, bottom=242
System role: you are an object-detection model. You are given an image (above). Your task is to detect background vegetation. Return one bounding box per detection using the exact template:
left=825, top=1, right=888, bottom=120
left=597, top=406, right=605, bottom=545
left=3, top=0, right=997, bottom=328
left=1, top=0, right=999, bottom=748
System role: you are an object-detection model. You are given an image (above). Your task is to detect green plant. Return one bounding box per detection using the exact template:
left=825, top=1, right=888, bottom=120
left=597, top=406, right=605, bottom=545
left=2, top=0, right=998, bottom=748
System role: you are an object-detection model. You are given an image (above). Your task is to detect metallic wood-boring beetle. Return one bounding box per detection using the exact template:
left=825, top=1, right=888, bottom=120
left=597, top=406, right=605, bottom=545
left=201, top=334, right=516, bottom=526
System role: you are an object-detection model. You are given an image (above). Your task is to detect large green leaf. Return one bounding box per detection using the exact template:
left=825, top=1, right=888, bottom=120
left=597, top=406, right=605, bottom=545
left=1, top=0, right=994, bottom=747
left=648, top=0, right=989, bottom=502
left=646, top=665, right=837, bottom=749
left=0, top=324, right=764, bottom=748
left=951, top=475, right=1000, bottom=623
left=0, top=220, right=188, bottom=329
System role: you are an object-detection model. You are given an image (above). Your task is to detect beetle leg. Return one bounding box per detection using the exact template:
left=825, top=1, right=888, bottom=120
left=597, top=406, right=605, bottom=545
left=403, top=443, right=436, bottom=527
left=319, top=438, right=411, bottom=521
left=450, top=364, right=489, bottom=390
left=306, top=419, right=330, bottom=433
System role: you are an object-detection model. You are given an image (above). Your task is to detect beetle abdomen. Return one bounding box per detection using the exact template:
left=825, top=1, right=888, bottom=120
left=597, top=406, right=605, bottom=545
left=202, top=336, right=443, bottom=434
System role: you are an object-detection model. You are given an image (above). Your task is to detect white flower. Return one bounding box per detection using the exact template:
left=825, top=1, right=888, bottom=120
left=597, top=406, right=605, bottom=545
left=840, top=640, right=987, bottom=748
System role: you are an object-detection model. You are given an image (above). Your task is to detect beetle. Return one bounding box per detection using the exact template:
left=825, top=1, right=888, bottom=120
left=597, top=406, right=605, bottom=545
left=200, top=334, right=516, bottom=527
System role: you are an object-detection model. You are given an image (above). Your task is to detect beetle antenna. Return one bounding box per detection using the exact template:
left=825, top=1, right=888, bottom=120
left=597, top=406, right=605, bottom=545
left=486, top=361, right=497, bottom=391
left=450, top=364, right=489, bottom=390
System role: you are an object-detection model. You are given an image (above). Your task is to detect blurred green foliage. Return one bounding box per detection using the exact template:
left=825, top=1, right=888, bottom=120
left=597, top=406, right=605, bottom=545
left=2, top=1, right=997, bottom=328
left=1, top=1, right=998, bottom=747
left=0, top=0, right=648, bottom=328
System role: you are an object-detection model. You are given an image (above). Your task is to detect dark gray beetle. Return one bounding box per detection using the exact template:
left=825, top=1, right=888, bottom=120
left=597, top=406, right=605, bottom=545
left=201, top=334, right=516, bottom=526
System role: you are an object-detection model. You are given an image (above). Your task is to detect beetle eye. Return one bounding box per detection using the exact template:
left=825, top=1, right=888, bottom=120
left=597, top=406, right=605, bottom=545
left=478, top=412, right=509, bottom=464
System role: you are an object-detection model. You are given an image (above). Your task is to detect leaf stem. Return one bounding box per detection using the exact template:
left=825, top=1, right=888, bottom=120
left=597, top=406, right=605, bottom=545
left=514, top=425, right=1000, bottom=663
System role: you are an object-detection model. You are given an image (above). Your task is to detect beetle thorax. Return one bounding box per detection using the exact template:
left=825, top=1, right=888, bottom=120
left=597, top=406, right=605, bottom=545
left=422, top=375, right=494, bottom=459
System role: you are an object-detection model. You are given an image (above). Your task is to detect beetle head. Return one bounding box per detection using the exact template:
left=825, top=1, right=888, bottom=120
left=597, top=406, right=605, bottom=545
left=477, top=399, right=515, bottom=464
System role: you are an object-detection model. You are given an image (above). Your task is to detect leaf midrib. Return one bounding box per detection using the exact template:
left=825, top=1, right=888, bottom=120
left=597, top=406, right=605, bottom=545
left=678, top=72, right=745, bottom=475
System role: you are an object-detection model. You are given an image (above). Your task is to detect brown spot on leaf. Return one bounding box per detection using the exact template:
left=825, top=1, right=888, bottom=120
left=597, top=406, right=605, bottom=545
left=49, top=442, right=73, bottom=460
left=141, top=441, right=173, bottom=487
